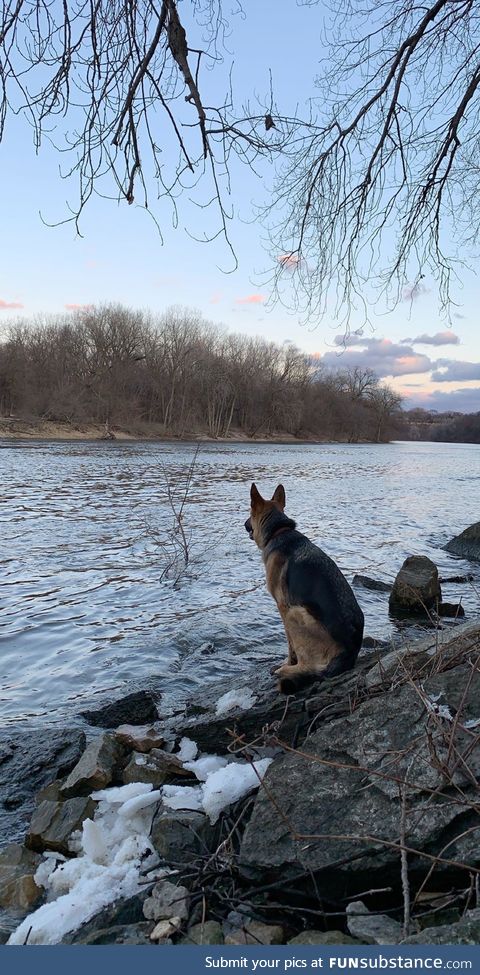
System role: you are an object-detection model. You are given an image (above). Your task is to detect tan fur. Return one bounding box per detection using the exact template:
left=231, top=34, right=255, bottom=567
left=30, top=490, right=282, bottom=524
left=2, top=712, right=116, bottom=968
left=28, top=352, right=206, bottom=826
left=249, top=484, right=344, bottom=687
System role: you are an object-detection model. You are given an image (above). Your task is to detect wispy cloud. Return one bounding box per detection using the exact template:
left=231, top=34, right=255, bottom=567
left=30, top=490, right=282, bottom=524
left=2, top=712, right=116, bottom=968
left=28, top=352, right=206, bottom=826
left=277, top=253, right=299, bottom=270
left=0, top=298, right=23, bottom=310
left=65, top=303, right=93, bottom=312
left=402, top=331, right=460, bottom=347
left=235, top=294, right=265, bottom=305
left=402, top=281, right=430, bottom=302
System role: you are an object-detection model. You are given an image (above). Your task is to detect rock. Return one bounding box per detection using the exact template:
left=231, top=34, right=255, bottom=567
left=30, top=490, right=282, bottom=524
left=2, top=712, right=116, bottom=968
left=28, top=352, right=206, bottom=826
left=438, top=602, right=465, bottom=618
left=35, top=781, right=63, bottom=804
left=0, top=844, right=43, bottom=912
left=389, top=556, right=441, bottom=616
left=288, top=930, right=360, bottom=945
left=182, top=921, right=224, bottom=945
left=60, top=734, right=124, bottom=797
left=362, top=636, right=389, bottom=649
left=440, top=575, right=474, bottom=584
left=346, top=901, right=403, bottom=944
left=72, top=922, right=153, bottom=945
left=143, top=748, right=193, bottom=779
left=239, top=660, right=480, bottom=895
left=150, top=917, right=182, bottom=941
left=63, top=891, right=149, bottom=943
left=445, top=522, right=480, bottom=562
left=115, top=723, right=165, bottom=753
left=122, top=751, right=172, bottom=787
left=150, top=808, right=217, bottom=864
left=402, top=909, right=480, bottom=944
left=366, top=621, right=480, bottom=690
left=0, top=728, right=85, bottom=844
left=143, top=881, right=190, bottom=922
left=225, top=921, right=284, bottom=945
left=353, top=575, right=392, bottom=593
left=26, top=797, right=96, bottom=854
left=81, top=690, right=159, bottom=728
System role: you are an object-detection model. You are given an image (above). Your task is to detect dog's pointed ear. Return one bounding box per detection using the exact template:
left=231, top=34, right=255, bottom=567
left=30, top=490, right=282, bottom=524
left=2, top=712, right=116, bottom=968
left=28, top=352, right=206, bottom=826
left=250, top=483, right=263, bottom=506
left=272, top=484, right=286, bottom=509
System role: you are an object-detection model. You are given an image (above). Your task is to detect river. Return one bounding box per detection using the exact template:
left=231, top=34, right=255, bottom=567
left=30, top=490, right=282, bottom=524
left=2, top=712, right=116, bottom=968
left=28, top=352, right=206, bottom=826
left=1, top=439, right=479, bottom=728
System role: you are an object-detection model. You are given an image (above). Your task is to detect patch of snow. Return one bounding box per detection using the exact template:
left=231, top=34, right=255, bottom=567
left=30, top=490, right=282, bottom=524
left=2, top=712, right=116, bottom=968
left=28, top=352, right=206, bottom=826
left=8, top=785, right=160, bottom=946
left=135, top=754, right=148, bottom=766
left=183, top=754, right=228, bottom=781
left=215, top=688, right=257, bottom=716
left=202, top=758, right=272, bottom=824
left=464, top=718, right=480, bottom=730
left=117, top=789, right=162, bottom=819
left=176, top=737, right=198, bottom=762
left=162, top=784, right=204, bottom=812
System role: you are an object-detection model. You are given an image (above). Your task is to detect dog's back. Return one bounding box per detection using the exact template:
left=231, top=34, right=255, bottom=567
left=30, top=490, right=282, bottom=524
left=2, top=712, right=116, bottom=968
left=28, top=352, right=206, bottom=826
left=267, top=529, right=364, bottom=682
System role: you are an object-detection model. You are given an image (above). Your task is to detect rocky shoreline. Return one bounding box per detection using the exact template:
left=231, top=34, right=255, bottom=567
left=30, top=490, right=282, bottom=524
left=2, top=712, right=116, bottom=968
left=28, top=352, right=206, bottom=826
left=1, top=532, right=480, bottom=947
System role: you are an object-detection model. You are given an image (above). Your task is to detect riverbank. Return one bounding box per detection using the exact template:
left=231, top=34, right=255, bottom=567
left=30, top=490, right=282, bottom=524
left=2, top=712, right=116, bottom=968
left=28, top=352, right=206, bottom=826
left=1, top=618, right=480, bottom=946
left=0, top=417, right=373, bottom=444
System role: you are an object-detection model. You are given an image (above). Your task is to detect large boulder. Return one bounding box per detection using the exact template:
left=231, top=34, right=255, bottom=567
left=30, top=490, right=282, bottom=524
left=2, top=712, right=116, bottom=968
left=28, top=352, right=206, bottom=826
left=0, top=728, right=86, bottom=845
left=26, top=797, right=96, bottom=854
left=389, top=556, right=441, bottom=616
left=0, top=844, right=43, bottom=912
left=445, top=522, right=480, bottom=562
left=239, top=661, right=480, bottom=897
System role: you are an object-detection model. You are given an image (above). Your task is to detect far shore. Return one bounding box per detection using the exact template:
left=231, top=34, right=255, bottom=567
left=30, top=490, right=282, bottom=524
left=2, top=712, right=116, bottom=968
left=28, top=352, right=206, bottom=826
left=0, top=418, right=378, bottom=445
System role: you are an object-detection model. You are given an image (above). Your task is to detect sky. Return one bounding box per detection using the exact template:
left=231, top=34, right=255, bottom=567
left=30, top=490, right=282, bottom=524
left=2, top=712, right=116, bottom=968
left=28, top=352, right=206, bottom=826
left=0, top=2, right=479, bottom=413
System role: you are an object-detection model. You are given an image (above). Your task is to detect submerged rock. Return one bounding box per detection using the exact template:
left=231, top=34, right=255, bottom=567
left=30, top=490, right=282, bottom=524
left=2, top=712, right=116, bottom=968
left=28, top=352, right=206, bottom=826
left=437, top=602, right=465, bottom=618
left=389, top=555, right=441, bottom=616
left=353, top=575, right=392, bottom=593
left=0, top=728, right=85, bottom=845
left=0, top=844, right=43, bottom=912
left=81, top=690, right=159, bottom=728
left=445, top=522, right=480, bottom=562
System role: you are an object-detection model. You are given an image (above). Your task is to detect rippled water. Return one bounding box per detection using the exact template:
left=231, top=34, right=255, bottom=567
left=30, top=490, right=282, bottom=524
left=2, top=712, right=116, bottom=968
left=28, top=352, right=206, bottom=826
left=1, top=439, right=479, bottom=727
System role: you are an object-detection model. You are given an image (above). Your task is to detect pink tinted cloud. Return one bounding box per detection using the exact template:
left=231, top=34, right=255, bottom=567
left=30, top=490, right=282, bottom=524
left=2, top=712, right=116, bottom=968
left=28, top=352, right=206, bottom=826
left=209, top=291, right=222, bottom=305
left=235, top=294, right=265, bottom=305
left=0, top=299, right=23, bottom=310
left=277, top=253, right=300, bottom=269
left=65, top=303, right=94, bottom=312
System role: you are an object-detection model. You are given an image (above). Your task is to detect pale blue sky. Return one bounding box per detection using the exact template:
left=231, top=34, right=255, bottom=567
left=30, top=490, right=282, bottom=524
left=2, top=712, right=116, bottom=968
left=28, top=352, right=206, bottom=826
left=1, top=1, right=479, bottom=411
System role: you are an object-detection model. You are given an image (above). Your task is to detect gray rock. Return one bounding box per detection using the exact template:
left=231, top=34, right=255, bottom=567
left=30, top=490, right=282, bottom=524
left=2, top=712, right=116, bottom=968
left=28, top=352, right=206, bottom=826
left=389, top=556, right=441, bottom=616
left=143, top=881, right=190, bottom=922
left=438, top=602, right=465, bottom=618
left=122, top=751, right=171, bottom=787
left=26, top=797, right=96, bottom=854
left=439, top=575, right=474, bottom=584
left=402, top=909, right=480, bottom=944
left=0, top=727, right=85, bottom=844
left=353, top=575, right=392, bottom=593
left=0, top=844, right=43, bottom=912
left=115, top=723, right=165, bottom=753
left=288, top=930, right=360, bottom=945
left=63, top=891, right=149, bottom=943
left=224, top=921, right=284, bottom=945
left=150, top=808, right=217, bottom=864
left=72, top=922, right=153, bottom=945
left=239, top=661, right=480, bottom=895
left=346, top=901, right=403, bottom=945
left=366, top=621, right=480, bottom=690
left=81, top=691, right=159, bottom=728
left=445, top=523, right=480, bottom=562
left=150, top=917, right=182, bottom=941
left=60, top=734, right=124, bottom=797
left=182, top=921, right=224, bottom=945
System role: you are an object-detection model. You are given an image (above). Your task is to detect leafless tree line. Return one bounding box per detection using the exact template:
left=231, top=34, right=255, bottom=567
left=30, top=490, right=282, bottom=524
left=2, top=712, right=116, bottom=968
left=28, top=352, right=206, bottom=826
left=0, top=304, right=402, bottom=441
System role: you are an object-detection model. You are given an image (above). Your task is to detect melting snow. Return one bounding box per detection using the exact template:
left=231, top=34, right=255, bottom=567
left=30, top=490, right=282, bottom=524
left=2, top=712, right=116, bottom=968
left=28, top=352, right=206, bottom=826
left=177, top=737, right=198, bottom=762
left=215, top=688, right=257, bottom=716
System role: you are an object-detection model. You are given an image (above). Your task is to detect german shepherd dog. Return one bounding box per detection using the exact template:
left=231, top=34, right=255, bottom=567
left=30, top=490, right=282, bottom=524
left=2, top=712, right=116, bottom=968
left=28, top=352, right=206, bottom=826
left=245, top=483, right=364, bottom=693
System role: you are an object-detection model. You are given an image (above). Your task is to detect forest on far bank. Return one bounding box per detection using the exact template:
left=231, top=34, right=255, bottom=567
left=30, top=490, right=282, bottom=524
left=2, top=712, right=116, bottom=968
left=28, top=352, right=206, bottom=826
left=0, top=305, right=404, bottom=444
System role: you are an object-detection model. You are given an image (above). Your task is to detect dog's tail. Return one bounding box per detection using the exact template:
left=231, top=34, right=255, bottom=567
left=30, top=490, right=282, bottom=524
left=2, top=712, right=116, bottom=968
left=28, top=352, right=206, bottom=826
left=279, top=649, right=357, bottom=696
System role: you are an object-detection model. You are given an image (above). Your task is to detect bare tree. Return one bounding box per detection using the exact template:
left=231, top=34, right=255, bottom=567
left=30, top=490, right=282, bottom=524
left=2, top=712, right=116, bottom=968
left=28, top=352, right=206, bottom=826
left=267, top=0, right=480, bottom=327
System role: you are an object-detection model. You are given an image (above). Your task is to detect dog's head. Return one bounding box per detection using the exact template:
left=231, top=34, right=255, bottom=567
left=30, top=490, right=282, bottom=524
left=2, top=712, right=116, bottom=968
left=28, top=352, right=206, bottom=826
left=244, top=482, right=286, bottom=548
